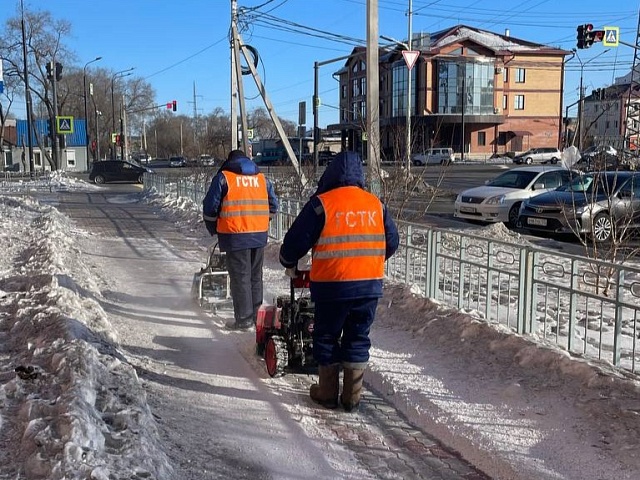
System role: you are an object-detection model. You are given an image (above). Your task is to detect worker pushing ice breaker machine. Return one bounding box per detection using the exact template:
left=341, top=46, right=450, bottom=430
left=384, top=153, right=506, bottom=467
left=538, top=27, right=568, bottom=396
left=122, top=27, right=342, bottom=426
left=255, top=269, right=316, bottom=377
left=191, top=243, right=231, bottom=312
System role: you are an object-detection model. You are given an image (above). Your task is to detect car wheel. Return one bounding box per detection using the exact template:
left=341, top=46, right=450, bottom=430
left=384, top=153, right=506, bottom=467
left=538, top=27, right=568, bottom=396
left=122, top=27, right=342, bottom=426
left=507, top=203, right=521, bottom=228
left=525, top=158, right=533, bottom=165
left=413, top=160, right=420, bottom=166
left=550, top=157, right=558, bottom=164
left=93, top=174, right=105, bottom=184
left=138, top=174, right=145, bottom=184
left=592, top=212, right=613, bottom=243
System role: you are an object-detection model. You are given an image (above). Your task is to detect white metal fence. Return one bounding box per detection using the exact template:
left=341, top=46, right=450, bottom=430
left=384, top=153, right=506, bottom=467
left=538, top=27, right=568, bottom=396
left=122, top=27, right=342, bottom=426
left=144, top=173, right=640, bottom=374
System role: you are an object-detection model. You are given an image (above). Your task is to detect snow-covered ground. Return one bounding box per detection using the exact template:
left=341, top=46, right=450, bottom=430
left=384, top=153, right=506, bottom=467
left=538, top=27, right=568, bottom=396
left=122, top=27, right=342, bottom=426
left=1, top=172, right=640, bottom=479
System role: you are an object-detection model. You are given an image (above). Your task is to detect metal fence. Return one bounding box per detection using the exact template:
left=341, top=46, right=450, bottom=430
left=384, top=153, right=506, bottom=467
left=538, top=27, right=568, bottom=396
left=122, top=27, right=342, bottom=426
left=144, top=174, right=640, bottom=374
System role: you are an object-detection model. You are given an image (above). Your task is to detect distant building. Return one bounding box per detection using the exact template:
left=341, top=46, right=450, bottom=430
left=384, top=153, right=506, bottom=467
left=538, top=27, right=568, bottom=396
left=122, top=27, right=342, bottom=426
left=10, top=118, right=89, bottom=172
left=582, top=83, right=640, bottom=150
left=328, top=24, right=571, bottom=160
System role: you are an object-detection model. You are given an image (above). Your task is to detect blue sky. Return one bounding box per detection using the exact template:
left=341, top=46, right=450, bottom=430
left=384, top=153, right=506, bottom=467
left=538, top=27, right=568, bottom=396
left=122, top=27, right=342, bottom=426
left=2, top=0, right=639, bottom=127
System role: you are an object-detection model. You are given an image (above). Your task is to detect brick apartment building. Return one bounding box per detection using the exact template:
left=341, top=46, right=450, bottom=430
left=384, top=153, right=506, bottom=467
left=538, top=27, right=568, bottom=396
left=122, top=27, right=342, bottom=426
left=328, top=25, right=571, bottom=160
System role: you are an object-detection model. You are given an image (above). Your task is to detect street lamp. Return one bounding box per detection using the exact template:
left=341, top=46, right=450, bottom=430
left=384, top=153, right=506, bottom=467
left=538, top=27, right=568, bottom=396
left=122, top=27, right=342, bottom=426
left=574, top=49, right=609, bottom=150
left=110, top=67, right=134, bottom=159
left=83, top=56, right=102, bottom=167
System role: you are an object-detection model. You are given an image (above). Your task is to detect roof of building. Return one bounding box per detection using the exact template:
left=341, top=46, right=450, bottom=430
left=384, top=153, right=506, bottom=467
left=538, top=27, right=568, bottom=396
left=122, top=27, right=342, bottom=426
left=336, top=24, right=570, bottom=75
left=429, top=25, right=569, bottom=55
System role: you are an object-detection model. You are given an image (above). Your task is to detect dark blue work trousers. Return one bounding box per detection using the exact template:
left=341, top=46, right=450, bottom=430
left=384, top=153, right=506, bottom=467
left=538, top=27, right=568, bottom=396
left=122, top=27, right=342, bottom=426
left=226, top=247, right=264, bottom=324
left=313, top=298, right=379, bottom=367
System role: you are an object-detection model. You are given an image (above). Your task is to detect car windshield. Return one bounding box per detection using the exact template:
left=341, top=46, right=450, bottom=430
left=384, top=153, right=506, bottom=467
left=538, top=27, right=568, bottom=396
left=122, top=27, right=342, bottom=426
left=487, top=170, right=538, bottom=189
left=557, top=173, right=624, bottom=194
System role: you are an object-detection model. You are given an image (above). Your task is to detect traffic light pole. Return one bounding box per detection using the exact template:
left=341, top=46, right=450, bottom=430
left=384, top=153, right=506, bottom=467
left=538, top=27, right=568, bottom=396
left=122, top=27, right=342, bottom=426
left=51, top=62, right=60, bottom=170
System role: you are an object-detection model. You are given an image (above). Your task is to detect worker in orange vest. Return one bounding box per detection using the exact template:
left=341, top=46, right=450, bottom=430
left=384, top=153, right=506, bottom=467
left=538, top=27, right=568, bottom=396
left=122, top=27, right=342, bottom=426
left=203, top=149, right=278, bottom=330
left=279, top=151, right=399, bottom=411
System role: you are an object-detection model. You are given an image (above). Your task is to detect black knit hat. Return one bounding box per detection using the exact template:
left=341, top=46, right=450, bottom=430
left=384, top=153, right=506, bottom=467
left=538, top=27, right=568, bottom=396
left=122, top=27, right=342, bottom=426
left=228, top=149, right=246, bottom=162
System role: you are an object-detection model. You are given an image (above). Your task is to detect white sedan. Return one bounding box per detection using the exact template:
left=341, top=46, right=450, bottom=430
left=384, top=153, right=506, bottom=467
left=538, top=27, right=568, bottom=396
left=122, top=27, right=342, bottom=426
left=454, top=166, right=575, bottom=226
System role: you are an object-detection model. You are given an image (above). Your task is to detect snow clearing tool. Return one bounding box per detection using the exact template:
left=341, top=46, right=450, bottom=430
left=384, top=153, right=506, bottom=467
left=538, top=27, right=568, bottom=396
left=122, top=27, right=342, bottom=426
left=256, top=269, right=316, bottom=377
left=191, top=242, right=231, bottom=312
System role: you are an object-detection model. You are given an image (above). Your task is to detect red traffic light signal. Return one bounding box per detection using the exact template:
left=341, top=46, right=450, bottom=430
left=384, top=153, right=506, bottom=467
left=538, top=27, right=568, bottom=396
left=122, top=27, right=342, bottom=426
left=577, top=23, right=596, bottom=49
left=172, top=100, right=177, bottom=112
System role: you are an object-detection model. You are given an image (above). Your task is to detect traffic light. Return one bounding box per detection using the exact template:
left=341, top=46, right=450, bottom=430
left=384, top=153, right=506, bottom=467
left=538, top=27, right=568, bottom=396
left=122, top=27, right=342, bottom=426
left=577, top=23, right=594, bottom=49
left=172, top=100, right=177, bottom=112
left=55, top=62, right=63, bottom=81
left=46, top=61, right=53, bottom=80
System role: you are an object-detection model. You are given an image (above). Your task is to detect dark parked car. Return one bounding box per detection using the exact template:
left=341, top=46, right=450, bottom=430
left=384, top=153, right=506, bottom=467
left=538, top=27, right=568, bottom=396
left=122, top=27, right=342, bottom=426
left=89, top=160, right=153, bottom=184
left=518, top=171, right=640, bottom=242
left=169, top=156, right=187, bottom=168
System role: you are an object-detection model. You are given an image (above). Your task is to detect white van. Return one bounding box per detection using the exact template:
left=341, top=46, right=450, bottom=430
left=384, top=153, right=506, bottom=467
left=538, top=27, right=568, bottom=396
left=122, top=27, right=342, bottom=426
left=411, top=148, right=455, bottom=166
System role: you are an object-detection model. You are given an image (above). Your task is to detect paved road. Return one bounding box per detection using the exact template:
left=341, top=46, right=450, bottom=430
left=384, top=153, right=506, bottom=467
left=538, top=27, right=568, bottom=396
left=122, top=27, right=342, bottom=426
left=44, top=186, right=492, bottom=480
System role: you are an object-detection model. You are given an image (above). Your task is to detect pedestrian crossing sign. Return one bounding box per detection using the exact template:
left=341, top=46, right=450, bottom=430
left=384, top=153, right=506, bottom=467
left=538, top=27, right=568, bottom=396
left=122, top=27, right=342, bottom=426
left=56, top=116, right=74, bottom=134
left=603, top=26, right=619, bottom=47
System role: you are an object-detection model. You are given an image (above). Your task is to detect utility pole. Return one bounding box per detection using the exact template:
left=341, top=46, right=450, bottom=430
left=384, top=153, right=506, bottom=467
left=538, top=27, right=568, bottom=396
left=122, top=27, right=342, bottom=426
left=623, top=9, right=640, bottom=152
left=192, top=81, right=203, bottom=154
left=230, top=3, right=307, bottom=186
left=366, top=0, right=381, bottom=196
left=20, top=0, right=35, bottom=177
left=230, top=0, right=238, bottom=150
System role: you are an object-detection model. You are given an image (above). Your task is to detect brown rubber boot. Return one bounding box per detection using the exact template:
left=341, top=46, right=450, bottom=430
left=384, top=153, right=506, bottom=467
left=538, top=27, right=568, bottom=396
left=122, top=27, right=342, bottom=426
left=310, top=364, right=340, bottom=409
left=340, top=368, right=365, bottom=412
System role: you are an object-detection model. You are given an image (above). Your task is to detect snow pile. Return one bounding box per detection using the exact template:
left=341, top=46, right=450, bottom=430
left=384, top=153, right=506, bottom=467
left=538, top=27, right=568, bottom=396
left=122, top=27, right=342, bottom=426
left=0, top=195, right=172, bottom=480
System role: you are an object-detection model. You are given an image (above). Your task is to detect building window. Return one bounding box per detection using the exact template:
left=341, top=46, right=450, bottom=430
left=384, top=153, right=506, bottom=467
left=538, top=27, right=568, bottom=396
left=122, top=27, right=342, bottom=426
left=392, top=62, right=411, bottom=117
left=34, top=151, right=42, bottom=167
left=436, top=60, right=495, bottom=115
left=478, top=132, right=486, bottom=146
left=66, top=150, right=76, bottom=168
left=514, top=95, right=525, bottom=110
left=503, top=68, right=508, bottom=83
left=352, top=79, right=359, bottom=97
left=341, top=85, right=347, bottom=99
left=515, top=68, right=525, bottom=83
left=606, top=120, right=610, bottom=129
left=359, top=77, right=366, bottom=97
left=503, top=94, right=507, bottom=110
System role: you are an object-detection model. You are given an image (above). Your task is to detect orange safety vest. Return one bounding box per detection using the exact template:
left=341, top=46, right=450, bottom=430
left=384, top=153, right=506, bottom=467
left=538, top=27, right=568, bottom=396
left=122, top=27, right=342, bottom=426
left=312, top=186, right=386, bottom=282
left=217, top=171, right=270, bottom=234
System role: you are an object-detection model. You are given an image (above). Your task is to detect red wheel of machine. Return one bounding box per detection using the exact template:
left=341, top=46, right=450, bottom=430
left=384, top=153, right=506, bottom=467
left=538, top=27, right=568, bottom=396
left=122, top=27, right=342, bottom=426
left=264, top=336, right=288, bottom=377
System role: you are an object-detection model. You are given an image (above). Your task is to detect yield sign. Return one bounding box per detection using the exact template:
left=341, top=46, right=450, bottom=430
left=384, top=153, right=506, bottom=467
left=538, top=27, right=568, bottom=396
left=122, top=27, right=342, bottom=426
left=402, top=50, right=419, bottom=71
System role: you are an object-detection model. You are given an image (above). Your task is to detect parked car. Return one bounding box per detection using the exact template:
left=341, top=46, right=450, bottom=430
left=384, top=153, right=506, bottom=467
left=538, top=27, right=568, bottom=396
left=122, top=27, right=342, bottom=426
left=513, top=147, right=562, bottom=165
left=133, top=153, right=152, bottom=164
left=518, top=171, right=640, bottom=242
left=574, top=145, right=619, bottom=171
left=169, top=156, right=187, bottom=168
left=89, top=160, right=153, bottom=184
left=199, top=154, right=215, bottom=166
left=582, top=145, right=617, bottom=159
left=454, top=166, right=576, bottom=226
left=411, top=148, right=455, bottom=166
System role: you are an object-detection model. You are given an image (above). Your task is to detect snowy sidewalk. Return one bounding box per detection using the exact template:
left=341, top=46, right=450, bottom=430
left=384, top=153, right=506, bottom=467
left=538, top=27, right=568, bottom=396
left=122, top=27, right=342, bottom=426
left=2, top=187, right=640, bottom=479
left=49, top=189, right=489, bottom=479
